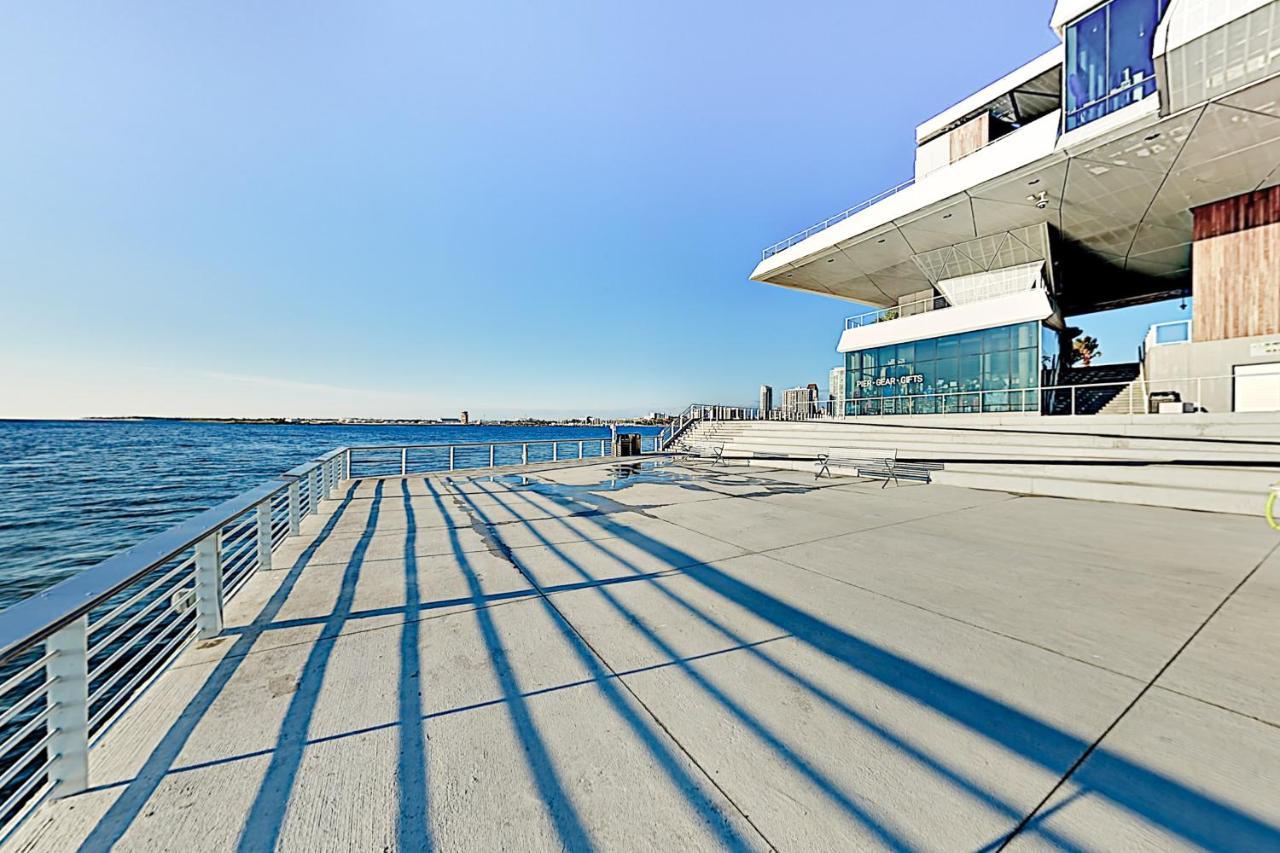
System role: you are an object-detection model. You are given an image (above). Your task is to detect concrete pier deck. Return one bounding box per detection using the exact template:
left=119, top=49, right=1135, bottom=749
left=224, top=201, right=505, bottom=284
left=8, top=459, right=1280, bottom=850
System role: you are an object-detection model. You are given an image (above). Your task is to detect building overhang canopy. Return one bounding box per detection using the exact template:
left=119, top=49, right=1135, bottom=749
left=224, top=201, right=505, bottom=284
left=752, top=73, right=1280, bottom=316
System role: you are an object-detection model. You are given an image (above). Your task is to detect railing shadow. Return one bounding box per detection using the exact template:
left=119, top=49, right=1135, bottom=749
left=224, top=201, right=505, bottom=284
left=478, top=481, right=1089, bottom=851
left=477, top=476, right=1280, bottom=849
left=435, top=480, right=761, bottom=852
left=236, top=481, right=386, bottom=851
left=451, top=483, right=912, bottom=850
left=422, top=480, right=594, bottom=852
left=80, top=482, right=364, bottom=851
left=397, top=479, right=431, bottom=849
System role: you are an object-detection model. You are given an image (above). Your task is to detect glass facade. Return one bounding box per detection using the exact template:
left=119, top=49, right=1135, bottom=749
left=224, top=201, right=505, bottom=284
left=1065, top=0, right=1169, bottom=132
left=844, top=322, right=1042, bottom=416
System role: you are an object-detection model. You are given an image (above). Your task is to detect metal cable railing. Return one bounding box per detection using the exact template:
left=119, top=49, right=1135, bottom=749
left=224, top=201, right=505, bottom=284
left=0, top=431, right=680, bottom=834
left=761, top=179, right=916, bottom=261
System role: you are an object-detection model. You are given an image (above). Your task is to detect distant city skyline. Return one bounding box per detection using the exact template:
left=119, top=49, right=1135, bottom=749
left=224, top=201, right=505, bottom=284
left=0, top=2, right=1182, bottom=420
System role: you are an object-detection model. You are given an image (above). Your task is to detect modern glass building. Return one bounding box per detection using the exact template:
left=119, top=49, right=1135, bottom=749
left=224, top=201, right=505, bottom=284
left=845, top=322, right=1044, bottom=416
left=750, top=0, right=1280, bottom=418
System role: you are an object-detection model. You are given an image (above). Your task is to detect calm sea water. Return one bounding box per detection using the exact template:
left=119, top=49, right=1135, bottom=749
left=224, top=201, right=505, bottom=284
left=0, top=420, right=661, bottom=611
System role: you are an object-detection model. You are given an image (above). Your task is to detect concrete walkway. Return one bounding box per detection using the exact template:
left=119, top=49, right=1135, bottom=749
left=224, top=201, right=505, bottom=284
left=7, top=460, right=1280, bottom=850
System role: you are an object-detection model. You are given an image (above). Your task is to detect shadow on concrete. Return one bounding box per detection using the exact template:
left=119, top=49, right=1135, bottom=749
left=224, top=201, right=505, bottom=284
left=396, top=478, right=431, bottom=850
left=237, top=481, right=385, bottom=851
left=451, top=483, right=910, bottom=850
left=477, top=481, right=1089, bottom=851
left=479, top=474, right=1280, bottom=850
left=422, top=480, right=594, bottom=852
left=79, top=482, right=364, bottom=851
left=433, top=479, right=762, bottom=852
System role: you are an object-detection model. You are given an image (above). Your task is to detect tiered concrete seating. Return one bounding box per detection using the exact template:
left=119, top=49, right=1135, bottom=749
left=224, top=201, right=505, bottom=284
left=677, top=415, right=1280, bottom=516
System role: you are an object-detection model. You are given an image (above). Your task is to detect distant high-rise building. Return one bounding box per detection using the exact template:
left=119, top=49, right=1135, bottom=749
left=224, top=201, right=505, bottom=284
left=829, top=367, right=847, bottom=402
left=782, top=385, right=818, bottom=419
left=461, top=410, right=470, bottom=425
left=759, top=385, right=773, bottom=418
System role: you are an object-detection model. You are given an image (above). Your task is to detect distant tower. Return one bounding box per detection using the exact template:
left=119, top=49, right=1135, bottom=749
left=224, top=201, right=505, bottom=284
left=461, top=410, right=470, bottom=425
left=759, top=385, right=773, bottom=419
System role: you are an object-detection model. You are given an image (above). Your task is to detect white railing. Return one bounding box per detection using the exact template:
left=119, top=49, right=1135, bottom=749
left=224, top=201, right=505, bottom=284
left=0, top=433, right=671, bottom=833
left=0, top=447, right=347, bottom=834
left=761, top=178, right=915, bottom=261
left=844, top=266, right=1046, bottom=330
left=844, top=294, right=952, bottom=330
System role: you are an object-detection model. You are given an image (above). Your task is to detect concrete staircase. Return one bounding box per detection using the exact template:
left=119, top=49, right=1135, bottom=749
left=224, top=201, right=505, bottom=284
left=1050, top=363, right=1144, bottom=415
left=1098, top=374, right=1147, bottom=416
left=673, top=416, right=1280, bottom=517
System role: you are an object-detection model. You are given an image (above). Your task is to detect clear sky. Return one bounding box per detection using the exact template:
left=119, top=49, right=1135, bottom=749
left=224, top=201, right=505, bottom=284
left=0, top=1, right=1186, bottom=420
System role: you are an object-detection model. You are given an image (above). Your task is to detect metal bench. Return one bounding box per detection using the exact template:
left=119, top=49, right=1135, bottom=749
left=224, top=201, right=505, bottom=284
left=815, top=449, right=940, bottom=487
left=680, top=442, right=725, bottom=466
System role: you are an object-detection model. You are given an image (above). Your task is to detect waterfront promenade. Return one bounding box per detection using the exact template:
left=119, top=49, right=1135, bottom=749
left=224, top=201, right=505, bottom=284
left=8, top=459, right=1278, bottom=850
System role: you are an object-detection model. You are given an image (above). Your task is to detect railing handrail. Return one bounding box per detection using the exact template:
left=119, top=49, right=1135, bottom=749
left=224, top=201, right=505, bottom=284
left=345, top=436, right=631, bottom=452
left=762, top=178, right=915, bottom=261
left=843, top=268, right=1046, bottom=330
left=0, top=431, right=678, bottom=656
left=760, top=112, right=1063, bottom=263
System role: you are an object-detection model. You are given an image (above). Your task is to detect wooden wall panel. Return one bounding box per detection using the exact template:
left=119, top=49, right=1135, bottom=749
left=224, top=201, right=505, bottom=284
left=1192, top=220, right=1280, bottom=342
left=949, top=113, right=990, bottom=165
left=1193, top=185, right=1280, bottom=240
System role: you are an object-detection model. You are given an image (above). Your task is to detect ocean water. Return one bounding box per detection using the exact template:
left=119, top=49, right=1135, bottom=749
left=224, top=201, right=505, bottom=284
left=0, top=420, right=661, bottom=611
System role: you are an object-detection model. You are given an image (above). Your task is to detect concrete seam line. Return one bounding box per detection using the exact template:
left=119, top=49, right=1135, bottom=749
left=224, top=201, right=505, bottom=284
left=996, top=539, right=1280, bottom=850
left=651, top=493, right=1023, bottom=561
left=442, top=479, right=781, bottom=852
left=758, top=550, right=1145, bottom=686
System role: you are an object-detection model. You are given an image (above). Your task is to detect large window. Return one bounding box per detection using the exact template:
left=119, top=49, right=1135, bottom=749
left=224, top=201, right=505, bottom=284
left=844, top=322, right=1042, bottom=416
left=1065, top=0, right=1168, bottom=132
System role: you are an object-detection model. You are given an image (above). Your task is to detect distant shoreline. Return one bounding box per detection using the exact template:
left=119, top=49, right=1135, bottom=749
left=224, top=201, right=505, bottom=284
left=75, top=416, right=669, bottom=427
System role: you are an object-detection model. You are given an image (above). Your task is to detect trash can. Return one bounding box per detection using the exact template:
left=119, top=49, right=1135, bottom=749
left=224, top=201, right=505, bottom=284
left=613, top=433, right=642, bottom=457
left=1148, top=390, right=1181, bottom=414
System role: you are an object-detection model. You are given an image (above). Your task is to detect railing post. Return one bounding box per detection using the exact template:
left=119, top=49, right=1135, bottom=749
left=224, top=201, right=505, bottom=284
left=1071, top=385, right=1077, bottom=416
left=449, top=446, right=456, bottom=472
left=256, top=499, right=273, bottom=572
left=308, top=468, right=319, bottom=514
left=322, top=459, right=332, bottom=498
left=288, top=481, right=301, bottom=536
left=578, top=440, right=584, bottom=459
left=489, top=445, right=495, bottom=468
left=552, top=442, right=558, bottom=462
left=344, top=448, right=351, bottom=481
left=46, top=616, right=88, bottom=799
left=194, top=531, right=224, bottom=640
left=600, top=438, right=607, bottom=456
left=400, top=448, right=408, bottom=477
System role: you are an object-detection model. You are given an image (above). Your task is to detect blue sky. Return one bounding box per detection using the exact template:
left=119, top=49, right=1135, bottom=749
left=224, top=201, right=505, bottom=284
left=0, top=1, right=1187, bottom=419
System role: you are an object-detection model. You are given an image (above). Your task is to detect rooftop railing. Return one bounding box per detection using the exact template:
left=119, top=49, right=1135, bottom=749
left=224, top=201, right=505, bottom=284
left=843, top=268, right=1045, bottom=330
left=761, top=179, right=915, bottom=261
left=0, top=434, right=675, bottom=834
left=759, top=110, right=1063, bottom=264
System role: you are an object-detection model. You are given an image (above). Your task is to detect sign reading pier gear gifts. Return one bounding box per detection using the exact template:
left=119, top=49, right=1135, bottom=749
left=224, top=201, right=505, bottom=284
left=856, top=375, right=925, bottom=390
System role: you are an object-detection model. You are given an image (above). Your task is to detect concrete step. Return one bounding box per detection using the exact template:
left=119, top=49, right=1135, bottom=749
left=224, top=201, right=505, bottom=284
left=933, top=466, right=1276, bottom=517
left=696, top=434, right=1279, bottom=465
left=714, top=413, right=1280, bottom=440
left=677, top=420, right=1280, bottom=516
